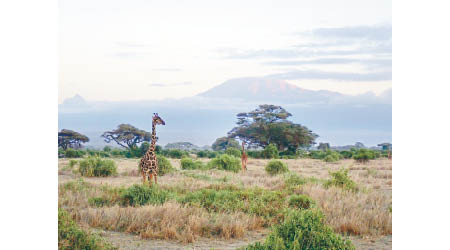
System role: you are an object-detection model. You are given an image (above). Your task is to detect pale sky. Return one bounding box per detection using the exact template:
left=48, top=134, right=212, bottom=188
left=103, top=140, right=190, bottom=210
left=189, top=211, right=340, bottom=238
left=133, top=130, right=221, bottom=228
left=59, top=0, right=392, bottom=103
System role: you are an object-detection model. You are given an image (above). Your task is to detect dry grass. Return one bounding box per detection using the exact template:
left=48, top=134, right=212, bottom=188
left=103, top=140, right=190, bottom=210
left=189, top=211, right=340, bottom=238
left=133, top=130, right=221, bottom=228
left=75, top=202, right=263, bottom=243
left=296, top=183, right=392, bottom=237
left=59, top=156, right=392, bottom=243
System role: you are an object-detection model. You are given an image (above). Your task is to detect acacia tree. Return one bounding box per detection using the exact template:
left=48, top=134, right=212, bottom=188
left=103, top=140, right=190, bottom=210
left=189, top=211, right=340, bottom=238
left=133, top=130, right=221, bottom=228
left=101, top=124, right=150, bottom=150
left=58, top=129, right=89, bottom=149
left=212, top=137, right=240, bottom=151
left=228, top=104, right=318, bottom=151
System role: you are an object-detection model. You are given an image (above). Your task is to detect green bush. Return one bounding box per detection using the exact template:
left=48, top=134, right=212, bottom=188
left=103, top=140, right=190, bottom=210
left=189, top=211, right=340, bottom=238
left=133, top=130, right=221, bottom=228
left=265, top=160, right=289, bottom=176
left=352, top=148, right=376, bottom=163
left=288, top=194, right=315, bottom=210
left=64, top=148, right=85, bottom=158
left=324, top=151, right=341, bottom=162
left=165, top=149, right=188, bottom=159
left=180, top=157, right=205, bottom=170
left=58, top=208, right=117, bottom=250
left=247, top=150, right=262, bottom=159
left=262, top=144, right=279, bottom=159
left=225, top=147, right=242, bottom=157
left=207, top=154, right=241, bottom=172
left=78, top=157, right=117, bottom=177
left=156, top=155, right=175, bottom=176
left=324, top=168, right=358, bottom=192
left=120, top=184, right=170, bottom=206
left=245, top=209, right=355, bottom=250
left=339, top=150, right=353, bottom=159
left=68, top=159, right=78, bottom=168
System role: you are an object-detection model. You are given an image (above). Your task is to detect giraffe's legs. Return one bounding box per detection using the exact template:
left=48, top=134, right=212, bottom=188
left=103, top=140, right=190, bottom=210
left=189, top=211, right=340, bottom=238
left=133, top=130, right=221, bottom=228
left=149, top=174, right=154, bottom=186
left=154, top=175, right=157, bottom=184
left=142, top=170, right=147, bottom=185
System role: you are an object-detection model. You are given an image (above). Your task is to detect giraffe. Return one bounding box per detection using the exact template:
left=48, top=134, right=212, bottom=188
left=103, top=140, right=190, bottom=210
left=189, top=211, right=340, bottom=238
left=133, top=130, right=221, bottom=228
left=241, top=141, right=248, bottom=171
left=139, top=113, right=165, bottom=185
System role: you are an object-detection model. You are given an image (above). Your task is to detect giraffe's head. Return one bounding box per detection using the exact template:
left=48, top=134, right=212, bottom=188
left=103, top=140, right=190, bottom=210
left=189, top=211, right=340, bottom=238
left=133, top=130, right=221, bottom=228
left=152, top=113, right=166, bottom=125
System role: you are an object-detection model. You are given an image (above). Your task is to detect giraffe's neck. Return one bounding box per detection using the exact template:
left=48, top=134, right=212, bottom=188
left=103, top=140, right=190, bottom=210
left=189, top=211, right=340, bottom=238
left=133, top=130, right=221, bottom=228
left=145, top=121, right=157, bottom=158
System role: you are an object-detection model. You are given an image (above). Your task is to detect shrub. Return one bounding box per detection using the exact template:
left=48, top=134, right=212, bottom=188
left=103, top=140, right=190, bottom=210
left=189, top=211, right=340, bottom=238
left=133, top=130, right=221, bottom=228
left=352, top=148, right=376, bottom=163
left=288, top=194, right=315, bottom=210
left=180, top=157, right=205, bottom=170
left=324, top=168, right=358, bottom=192
left=58, top=208, right=117, bottom=250
left=167, top=149, right=188, bottom=159
left=324, top=151, right=341, bottom=162
left=68, top=159, right=78, bottom=168
left=262, top=144, right=279, bottom=159
left=120, top=184, right=170, bottom=206
left=265, top=160, right=289, bottom=176
left=225, top=147, right=242, bottom=157
left=245, top=209, right=355, bottom=250
left=156, top=155, right=175, bottom=176
left=339, top=150, right=353, bottom=159
left=207, top=154, right=241, bottom=172
left=284, top=173, right=307, bottom=187
left=64, top=148, right=85, bottom=158
left=247, top=150, right=262, bottom=159
left=78, top=157, right=117, bottom=177
left=196, top=150, right=208, bottom=158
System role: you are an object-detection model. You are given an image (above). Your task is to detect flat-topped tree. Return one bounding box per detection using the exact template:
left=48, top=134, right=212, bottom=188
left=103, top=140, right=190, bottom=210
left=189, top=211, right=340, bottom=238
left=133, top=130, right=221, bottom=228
left=228, top=104, right=318, bottom=151
left=101, top=124, right=150, bottom=150
left=212, top=137, right=240, bottom=150
left=58, top=129, right=89, bottom=149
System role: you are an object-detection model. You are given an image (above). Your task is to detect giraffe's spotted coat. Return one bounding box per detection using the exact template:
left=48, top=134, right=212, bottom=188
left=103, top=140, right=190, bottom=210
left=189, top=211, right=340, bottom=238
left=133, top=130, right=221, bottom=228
left=139, top=113, right=165, bottom=185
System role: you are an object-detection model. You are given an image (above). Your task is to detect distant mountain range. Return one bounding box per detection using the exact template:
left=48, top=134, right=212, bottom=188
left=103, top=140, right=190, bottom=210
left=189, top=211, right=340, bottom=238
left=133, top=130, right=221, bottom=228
left=58, top=77, right=392, bottom=148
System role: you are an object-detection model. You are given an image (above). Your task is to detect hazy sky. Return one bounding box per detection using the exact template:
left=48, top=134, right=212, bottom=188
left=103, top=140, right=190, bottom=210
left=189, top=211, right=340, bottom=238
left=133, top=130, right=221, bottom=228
left=59, top=0, right=392, bottom=103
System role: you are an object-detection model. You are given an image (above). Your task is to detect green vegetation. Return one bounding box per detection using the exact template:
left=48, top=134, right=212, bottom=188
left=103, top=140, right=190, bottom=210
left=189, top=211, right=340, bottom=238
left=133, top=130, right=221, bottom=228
left=288, top=194, right=315, bottom=210
left=58, top=129, right=90, bottom=150
left=228, top=105, right=317, bottom=151
left=324, top=168, right=358, bottom=192
left=78, top=156, right=117, bottom=177
left=212, top=136, right=240, bottom=150
left=101, top=124, right=151, bottom=150
left=180, top=157, right=205, bottom=170
left=63, top=148, right=86, bottom=158
left=58, top=208, right=117, bottom=250
left=120, top=184, right=171, bottom=206
left=352, top=148, right=377, bottom=163
left=225, top=147, right=242, bottom=157
left=207, top=154, right=241, bottom=172
left=245, top=209, right=354, bottom=250
left=265, top=160, right=289, bottom=176
left=262, top=143, right=279, bottom=159
left=156, top=155, right=175, bottom=176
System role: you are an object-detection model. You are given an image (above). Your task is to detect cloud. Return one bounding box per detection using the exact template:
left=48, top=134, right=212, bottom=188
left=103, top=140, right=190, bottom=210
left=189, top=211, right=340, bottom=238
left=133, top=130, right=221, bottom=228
left=221, top=24, right=391, bottom=59
left=307, top=25, right=391, bottom=41
left=111, top=51, right=151, bottom=59
left=266, top=69, right=391, bottom=81
left=115, top=42, right=146, bottom=48
left=153, top=68, right=182, bottom=72
left=264, top=57, right=392, bottom=69
left=148, top=82, right=192, bottom=87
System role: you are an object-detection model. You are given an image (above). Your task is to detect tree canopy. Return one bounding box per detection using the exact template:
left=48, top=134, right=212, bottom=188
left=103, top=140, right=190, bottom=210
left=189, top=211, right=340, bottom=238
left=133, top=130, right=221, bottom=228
left=58, top=129, right=89, bottom=149
left=227, top=104, right=317, bottom=151
left=212, top=137, right=240, bottom=151
left=101, top=124, right=150, bottom=150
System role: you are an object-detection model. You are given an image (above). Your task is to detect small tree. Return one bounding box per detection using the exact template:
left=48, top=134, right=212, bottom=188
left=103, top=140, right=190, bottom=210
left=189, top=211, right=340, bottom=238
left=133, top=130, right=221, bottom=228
left=101, top=124, right=150, bottom=150
left=212, top=137, right=240, bottom=150
left=58, top=129, right=89, bottom=150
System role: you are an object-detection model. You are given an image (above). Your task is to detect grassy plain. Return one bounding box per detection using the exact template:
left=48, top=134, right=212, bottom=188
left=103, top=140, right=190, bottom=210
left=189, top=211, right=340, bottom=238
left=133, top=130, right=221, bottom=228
left=58, top=157, right=392, bottom=249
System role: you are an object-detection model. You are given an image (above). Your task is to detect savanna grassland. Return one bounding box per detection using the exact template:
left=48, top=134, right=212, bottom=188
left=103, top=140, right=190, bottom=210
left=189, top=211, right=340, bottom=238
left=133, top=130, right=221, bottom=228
left=58, top=157, right=392, bottom=250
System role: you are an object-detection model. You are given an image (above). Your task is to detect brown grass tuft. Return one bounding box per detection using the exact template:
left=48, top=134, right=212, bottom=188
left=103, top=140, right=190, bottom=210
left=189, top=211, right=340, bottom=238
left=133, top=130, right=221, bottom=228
left=75, top=202, right=263, bottom=243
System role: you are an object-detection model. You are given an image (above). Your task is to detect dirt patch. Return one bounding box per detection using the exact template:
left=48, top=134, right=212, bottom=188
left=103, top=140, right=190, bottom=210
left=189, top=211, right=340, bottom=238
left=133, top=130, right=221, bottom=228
left=94, top=229, right=268, bottom=250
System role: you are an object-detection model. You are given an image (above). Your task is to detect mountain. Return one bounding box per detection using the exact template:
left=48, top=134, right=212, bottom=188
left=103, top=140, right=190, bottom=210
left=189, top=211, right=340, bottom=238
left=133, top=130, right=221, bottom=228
left=198, top=77, right=343, bottom=104
left=58, top=77, right=392, bottom=148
